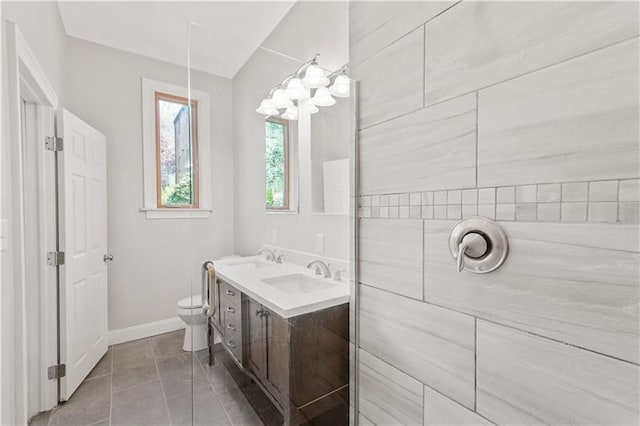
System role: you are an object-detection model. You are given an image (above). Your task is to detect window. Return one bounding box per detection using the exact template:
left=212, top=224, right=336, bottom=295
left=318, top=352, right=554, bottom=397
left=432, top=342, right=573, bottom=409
left=142, top=78, right=211, bottom=219
left=155, top=92, right=199, bottom=208
left=265, top=118, right=289, bottom=210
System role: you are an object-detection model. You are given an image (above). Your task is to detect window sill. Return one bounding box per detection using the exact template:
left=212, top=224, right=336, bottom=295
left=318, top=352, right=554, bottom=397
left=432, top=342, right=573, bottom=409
left=311, top=212, right=349, bottom=217
left=140, top=208, right=212, bottom=219
left=265, top=209, right=299, bottom=215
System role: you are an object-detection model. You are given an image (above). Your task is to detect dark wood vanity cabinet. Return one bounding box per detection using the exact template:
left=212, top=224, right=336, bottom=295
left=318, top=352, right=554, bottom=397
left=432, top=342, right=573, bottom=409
left=246, top=299, right=290, bottom=408
left=245, top=299, right=350, bottom=425
left=211, top=278, right=349, bottom=425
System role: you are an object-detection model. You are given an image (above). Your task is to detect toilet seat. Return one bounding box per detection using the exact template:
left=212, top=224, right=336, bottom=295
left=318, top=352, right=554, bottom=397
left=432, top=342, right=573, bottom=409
left=177, top=295, right=203, bottom=309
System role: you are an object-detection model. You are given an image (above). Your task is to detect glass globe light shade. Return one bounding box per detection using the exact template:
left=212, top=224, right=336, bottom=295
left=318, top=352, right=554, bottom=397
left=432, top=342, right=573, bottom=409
left=270, top=89, right=292, bottom=109
left=281, top=105, right=298, bottom=121
left=302, top=64, right=329, bottom=89
left=284, top=78, right=310, bottom=100
left=329, top=74, right=350, bottom=98
left=256, top=99, right=279, bottom=115
left=309, top=103, right=319, bottom=114
left=311, top=87, right=336, bottom=107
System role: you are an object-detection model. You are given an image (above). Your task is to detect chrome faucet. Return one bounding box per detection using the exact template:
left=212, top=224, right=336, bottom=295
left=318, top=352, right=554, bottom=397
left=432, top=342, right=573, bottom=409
left=307, top=260, right=331, bottom=278
left=257, top=248, right=276, bottom=262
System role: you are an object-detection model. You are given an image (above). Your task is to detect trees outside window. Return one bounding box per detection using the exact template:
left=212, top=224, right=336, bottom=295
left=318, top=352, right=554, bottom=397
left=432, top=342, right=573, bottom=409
left=155, top=92, right=199, bottom=208
left=265, top=118, right=289, bottom=210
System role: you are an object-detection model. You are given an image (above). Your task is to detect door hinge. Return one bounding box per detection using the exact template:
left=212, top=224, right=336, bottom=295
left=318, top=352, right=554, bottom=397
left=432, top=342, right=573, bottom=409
left=47, top=364, right=66, bottom=380
left=47, top=251, right=65, bottom=266
left=45, top=136, right=64, bottom=151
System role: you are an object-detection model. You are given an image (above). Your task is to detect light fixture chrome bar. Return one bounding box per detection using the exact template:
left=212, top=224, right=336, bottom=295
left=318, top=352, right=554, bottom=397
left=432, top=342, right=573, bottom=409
left=327, top=63, right=349, bottom=81
left=263, top=53, right=322, bottom=98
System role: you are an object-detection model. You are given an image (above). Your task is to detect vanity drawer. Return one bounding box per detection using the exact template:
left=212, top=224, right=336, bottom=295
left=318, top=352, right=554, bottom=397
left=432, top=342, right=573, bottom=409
left=221, top=281, right=241, bottom=306
left=224, top=323, right=241, bottom=349
left=223, top=299, right=242, bottom=357
left=223, top=301, right=241, bottom=325
left=224, top=309, right=241, bottom=335
left=224, top=315, right=242, bottom=361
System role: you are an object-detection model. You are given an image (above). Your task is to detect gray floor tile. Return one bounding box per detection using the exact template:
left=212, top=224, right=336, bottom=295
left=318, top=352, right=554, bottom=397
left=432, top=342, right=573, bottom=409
left=112, top=338, right=152, bottom=366
left=203, top=363, right=241, bottom=398
left=29, top=410, right=51, bottom=426
left=111, top=380, right=170, bottom=426
left=112, top=348, right=158, bottom=392
left=151, top=330, right=186, bottom=361
left=37, top=334, right=268, bottom=426
left=195, top=349, right=210, bottom=367
left=167, top=386, right=232, bottom=426
left=224, top=397, right=264, bottom=426
left=156, top=353, right=209, bottom=399
left=49, top=375, right=111, bottom=426
left=87, top=348, right=112, bottom=379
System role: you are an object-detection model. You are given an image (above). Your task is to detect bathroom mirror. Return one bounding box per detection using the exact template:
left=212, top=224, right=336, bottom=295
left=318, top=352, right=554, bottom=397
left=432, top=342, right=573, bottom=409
left=310, top=89, right=354, bottom=215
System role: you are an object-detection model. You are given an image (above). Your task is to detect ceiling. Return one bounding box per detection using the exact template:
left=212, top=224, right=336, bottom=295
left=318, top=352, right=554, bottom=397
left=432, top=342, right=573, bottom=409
left=57, top=1, right=297, bottom=79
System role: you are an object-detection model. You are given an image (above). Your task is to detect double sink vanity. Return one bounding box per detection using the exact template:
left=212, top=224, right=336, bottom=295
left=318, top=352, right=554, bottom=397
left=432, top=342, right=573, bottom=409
left=205, top=253, right=350, bottom=425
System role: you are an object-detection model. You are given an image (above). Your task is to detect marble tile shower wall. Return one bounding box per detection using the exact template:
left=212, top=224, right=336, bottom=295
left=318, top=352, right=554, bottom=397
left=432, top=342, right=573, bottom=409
left=350, top=1, right=640, bottom=425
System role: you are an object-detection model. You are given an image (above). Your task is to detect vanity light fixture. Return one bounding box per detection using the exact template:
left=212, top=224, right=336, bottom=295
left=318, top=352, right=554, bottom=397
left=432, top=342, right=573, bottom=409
left=284, top=78, right=310, bottom=100
left=302, top=64, right=329, bottom=88
left=311, top=87, right=336, bottom=107
left=281, top=104, right=299, bottom=121
left=256, top=98, right=279, bottom=115
left=255, top=54, right=350, bottom=120
left=329, top=73, right=350, bottom=98
left=270, top=88, right=293, bottom=109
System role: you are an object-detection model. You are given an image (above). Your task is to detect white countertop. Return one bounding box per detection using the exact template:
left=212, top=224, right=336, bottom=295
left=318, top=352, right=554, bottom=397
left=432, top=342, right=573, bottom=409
left=214, top=256, right=350, bottom=318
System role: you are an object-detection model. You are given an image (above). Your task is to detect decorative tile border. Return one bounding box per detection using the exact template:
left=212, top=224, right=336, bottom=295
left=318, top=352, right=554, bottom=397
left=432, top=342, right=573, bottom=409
left=359, top=179, right=640, bottom=224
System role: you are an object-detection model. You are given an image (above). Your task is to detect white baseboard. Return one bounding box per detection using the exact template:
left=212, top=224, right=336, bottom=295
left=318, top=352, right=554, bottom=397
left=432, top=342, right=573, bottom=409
left=108, top=317, right=184, bottom=346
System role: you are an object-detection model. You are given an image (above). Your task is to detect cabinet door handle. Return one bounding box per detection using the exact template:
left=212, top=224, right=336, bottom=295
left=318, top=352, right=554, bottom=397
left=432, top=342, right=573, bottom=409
left=226, top=306, right=235, bottom=313
left=227, top=323, right=236, bottom=331
left=254, top=309, right=269, bottom=318
left=225, top=289, right=235, bottom=296
left=227, top=340, right=236, bottom=348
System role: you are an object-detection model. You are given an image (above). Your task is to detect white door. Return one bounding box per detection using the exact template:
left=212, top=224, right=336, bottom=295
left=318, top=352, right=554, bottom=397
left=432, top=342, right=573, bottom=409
left=58, top=109, right=108, bottom=400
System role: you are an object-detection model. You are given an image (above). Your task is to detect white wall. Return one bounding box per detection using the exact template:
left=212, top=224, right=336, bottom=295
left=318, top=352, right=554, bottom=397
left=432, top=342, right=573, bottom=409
left=2, top=1, right=66, bottom=97
left=232, top=1, right=351, bottom=260
left=1, top=2, right=66, bottom=424
left=64, top=37, right=234, bottom=331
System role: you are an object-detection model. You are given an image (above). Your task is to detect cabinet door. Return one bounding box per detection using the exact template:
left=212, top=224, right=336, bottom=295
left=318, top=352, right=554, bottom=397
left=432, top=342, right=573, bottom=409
left=246, top=298, right=265, bottom=379
left=264, top=309, right=290, bottom=406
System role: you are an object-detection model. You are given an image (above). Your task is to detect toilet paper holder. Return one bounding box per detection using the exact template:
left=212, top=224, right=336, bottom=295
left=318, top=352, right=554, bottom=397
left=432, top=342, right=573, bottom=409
left=448, top=217, right=508, bottom=273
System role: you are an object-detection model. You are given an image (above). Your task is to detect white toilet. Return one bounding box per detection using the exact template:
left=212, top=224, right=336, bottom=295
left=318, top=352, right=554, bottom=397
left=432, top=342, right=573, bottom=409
left=176, top=295, right=208, bottom=351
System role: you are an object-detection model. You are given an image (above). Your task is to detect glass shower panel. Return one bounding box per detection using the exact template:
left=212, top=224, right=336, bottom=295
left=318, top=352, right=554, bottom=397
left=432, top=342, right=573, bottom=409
left=187, top=20, right=357, bottom=426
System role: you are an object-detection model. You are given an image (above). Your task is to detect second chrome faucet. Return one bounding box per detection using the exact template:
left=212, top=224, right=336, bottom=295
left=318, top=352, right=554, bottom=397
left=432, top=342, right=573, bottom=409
left=307, top=260, right=331, bottom=278
left=257, top=247, right=284, bottom=263
left=307, top=260, right=345, bottom=281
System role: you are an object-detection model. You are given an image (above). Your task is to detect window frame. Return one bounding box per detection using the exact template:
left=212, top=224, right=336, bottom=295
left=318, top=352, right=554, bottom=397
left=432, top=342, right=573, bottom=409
left=265, top=117, right=290, bottom=211
left=154, top=91, right=200, bottom=209
left=141, top=78, right=211, bottom=219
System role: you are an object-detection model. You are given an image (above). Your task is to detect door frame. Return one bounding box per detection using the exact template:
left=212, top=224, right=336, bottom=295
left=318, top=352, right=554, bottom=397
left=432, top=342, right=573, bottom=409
left=4, top=20, right=59, bottom=424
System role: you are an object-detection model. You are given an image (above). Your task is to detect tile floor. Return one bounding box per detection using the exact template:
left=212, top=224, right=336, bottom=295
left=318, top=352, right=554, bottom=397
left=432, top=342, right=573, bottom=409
left=30, top=330, right=273, bottom=426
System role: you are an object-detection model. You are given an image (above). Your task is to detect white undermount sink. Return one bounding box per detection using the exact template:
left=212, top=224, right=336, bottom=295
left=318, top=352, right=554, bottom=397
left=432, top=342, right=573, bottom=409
left=225, top=258, right=275, bottom=269
left=261, top=274, right=338, bottom=294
